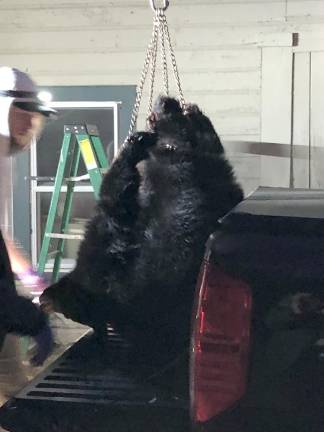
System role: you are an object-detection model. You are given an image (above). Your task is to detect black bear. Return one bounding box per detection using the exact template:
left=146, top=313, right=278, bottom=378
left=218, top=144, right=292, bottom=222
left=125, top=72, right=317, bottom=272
left=40, top=97, right=243, bottom=364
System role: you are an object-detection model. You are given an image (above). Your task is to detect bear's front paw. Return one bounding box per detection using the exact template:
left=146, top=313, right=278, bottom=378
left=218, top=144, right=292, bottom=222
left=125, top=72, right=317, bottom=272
left=39, top=291, right=61, bottom=314
left=125, top=131, right=157, bottom=164
left=183, top=103, right=202, bottom=116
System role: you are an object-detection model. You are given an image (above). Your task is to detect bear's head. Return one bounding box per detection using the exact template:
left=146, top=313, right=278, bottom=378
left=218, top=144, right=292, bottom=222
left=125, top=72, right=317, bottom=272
left=147, top=96, right=224, bottom=159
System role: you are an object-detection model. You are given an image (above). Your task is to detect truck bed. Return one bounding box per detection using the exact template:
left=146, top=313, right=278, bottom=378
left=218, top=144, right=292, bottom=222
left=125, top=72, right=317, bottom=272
left=0, top=326, right=189, bottom=432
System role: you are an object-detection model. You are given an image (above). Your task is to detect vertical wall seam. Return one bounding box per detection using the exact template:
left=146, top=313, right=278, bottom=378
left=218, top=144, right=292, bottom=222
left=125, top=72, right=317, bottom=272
left=289, top=51, right=295, bottom=189
left=308, top=52, right=312, bottom=188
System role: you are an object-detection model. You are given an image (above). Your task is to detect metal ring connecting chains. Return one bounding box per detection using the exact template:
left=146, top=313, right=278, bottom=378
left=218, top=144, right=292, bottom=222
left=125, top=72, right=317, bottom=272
left=125, top=5, right=185, bottom=143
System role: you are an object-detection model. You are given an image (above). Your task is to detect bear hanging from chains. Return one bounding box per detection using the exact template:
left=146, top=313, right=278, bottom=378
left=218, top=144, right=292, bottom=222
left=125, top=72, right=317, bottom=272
left=40, top=97, right=243, bottom=364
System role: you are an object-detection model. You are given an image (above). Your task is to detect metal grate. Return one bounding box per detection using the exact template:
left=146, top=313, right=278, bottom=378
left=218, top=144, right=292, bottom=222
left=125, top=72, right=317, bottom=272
left=16, top=326, right=161, bottom=406
left=0, top=326, right=189, bottom=432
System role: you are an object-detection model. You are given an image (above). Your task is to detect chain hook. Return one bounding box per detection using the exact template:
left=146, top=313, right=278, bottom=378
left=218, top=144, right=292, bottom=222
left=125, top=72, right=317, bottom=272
left=150, top=0, right=169, bottom=12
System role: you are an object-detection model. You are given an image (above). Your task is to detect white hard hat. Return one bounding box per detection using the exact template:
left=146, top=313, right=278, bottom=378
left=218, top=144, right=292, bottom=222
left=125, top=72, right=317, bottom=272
left=0, top=66, right=55, bottom=157
left=0, top=67, right=56, bottom=116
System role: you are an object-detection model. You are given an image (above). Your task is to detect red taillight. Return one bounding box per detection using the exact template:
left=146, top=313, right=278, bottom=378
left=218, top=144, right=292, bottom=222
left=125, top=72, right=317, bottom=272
left=190, top=260, right=252, bottom=423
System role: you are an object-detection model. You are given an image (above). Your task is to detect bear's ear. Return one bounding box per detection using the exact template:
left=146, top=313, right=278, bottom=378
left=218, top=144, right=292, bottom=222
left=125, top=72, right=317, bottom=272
left=183, top=103, right=202, bottom=116
left=153, top=96, right=182, bottom=118
left=184, top=108, right=225, bottom=155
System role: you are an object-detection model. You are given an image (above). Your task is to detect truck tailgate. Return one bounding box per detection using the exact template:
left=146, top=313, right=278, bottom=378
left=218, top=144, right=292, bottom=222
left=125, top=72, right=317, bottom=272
left=0, top=326, right=189, bottom=432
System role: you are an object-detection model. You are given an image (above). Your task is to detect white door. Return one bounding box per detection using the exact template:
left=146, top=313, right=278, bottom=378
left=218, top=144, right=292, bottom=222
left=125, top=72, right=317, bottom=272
left=261, top=46, right=324, bottom=189
left=310, top=52, right=324, bottom=188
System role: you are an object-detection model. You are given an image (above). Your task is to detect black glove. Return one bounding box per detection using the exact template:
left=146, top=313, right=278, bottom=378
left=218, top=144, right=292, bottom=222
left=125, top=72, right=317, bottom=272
left=31, top=322, right=54, bottom=366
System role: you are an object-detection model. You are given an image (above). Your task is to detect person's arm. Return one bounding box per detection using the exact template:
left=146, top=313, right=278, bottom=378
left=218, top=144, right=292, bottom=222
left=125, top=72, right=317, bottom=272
left=0, top=289, right=54, bottom=366
left=0, top=235, right=46, bottom=335
left=0, top=232, right=53, bottom=365
left=0, top=287, right=47, bottom=336
left=5, top=237, right=31, bottom=274
left=5, top=237, right=48, bottom=295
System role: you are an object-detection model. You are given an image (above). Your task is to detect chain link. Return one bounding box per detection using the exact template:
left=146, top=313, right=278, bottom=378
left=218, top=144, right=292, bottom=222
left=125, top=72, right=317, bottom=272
left=162, top=14, right=185, bottom=109
left=147, top=13, right=159, bottom=117
left=125, top=18, right=158, bottom=143
left=158, top=11, right=169, bottom=96
left=150, top=0, right=169, bottom=12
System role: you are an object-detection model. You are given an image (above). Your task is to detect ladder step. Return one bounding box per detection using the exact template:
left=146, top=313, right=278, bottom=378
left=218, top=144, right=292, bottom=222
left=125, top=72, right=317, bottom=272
left=47, top=250, right=60, bottom=257
left=45, top=233, right=84, bottom=240
left=66, top=174, right=90, bottom=182
left=66, top=168, right=107, bottom=182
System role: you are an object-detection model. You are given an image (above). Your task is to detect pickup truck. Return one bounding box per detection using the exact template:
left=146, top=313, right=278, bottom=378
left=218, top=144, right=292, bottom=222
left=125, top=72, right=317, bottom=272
left=0, top=187, right=323, bottom=432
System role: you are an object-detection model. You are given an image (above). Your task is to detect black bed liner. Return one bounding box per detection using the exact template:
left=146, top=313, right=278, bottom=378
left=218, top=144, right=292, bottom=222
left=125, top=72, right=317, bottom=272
left=0, top=326, right=189, bottom=432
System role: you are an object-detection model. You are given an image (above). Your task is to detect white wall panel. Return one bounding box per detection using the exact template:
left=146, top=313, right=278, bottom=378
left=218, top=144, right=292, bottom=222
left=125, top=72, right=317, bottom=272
left=0, top=2, right=287, bottom=31
left=0, top=49, right=260, bottom=76
left=292, top=52, right=310, bottom=188
left=287, top=1, right=324, bottom=19
left=0, top=29, right=292, bottom=54
left=260, top=47, right=293, bottom=187
left=310, top=51, right=324, bottom=188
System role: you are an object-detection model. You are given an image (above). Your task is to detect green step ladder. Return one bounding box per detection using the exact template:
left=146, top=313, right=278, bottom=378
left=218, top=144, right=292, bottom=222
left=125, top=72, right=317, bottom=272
left=38, top=124, right=108, bottom=282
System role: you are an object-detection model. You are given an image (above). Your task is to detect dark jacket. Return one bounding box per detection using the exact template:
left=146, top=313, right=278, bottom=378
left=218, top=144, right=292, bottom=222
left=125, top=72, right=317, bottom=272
left=0, top=230, right=46, bottom=347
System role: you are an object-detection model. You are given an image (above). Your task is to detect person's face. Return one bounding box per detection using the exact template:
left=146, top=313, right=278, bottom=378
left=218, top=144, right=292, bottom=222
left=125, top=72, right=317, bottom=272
left=8, top=105, right=44, bottom=154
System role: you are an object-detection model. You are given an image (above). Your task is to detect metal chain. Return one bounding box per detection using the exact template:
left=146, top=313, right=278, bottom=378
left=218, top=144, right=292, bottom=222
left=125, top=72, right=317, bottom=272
left=125, top=18, right=158, bottom=142
left=125, top=3, right=185, bottom=143
left=147, top=13, right=159, bottom=117
left=158, top=11, right=169, bottom=96
left=162, top=14, right=185, bottom=108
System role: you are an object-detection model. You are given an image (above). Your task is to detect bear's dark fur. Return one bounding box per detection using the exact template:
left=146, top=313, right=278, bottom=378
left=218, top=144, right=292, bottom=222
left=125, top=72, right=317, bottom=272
left=41, top=97, right=243, bottom=364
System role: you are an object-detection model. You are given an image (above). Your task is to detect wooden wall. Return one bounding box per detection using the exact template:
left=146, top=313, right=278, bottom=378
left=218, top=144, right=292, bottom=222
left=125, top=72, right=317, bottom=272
left=0, top=0, right=323, bottom=193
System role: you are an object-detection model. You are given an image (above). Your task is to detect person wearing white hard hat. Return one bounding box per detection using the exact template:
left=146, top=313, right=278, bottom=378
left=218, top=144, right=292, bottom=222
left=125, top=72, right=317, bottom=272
left=0, top=66, right=56, bottom=156
left=0, top=66, right=55, bottom=366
